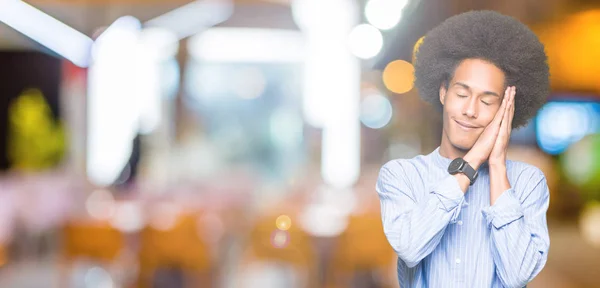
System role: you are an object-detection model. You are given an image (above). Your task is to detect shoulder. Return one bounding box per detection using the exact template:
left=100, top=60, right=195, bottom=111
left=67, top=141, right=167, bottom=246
left=505, top=159, right=546, bottom=181
left=505, top=160, right=549, bottom=198
left=376, top=156, right=427, bottom=197
left=379, top=154, right=430, bottom=178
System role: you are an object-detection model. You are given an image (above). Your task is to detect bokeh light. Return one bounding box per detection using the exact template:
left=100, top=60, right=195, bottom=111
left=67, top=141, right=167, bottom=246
left=231, top=67, right=267, bottom=99
left=269, top=108, right=303, bottom=149
left=365, top=0, right=408, bottom=30
left=149, top=202, right=181, bottom=231
left=360, top=93, right=393, bottom=129
left=109, top=201, right=144, bottom=233
left=536, top=101, right=599, bottom=155
left=347, top=24, right=383, bottom=59
left=561, top=134, right=600, bottom=196
left=386, top=133, right=421, bottom=160
left=275, top=215, right=292, bottom=231
left=84, top=266, right=114, bottom=288
left=299, top=201, right=349, bottom=237
left=85, top=189, right=116, bottom=220
left=197, top=213, right=225, bottom=244
left=534, top=10, right=600, bottom=93
left=383, top=59, right=414, bottom=94
left=271, top=230, right=290, bottom=249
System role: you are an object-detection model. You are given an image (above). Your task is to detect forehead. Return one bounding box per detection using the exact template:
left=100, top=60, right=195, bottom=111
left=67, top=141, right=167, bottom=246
left=450, top=59, right=505, bottom=94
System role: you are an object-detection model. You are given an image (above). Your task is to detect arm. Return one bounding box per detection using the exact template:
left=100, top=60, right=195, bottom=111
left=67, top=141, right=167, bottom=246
left=376, top=160, right=468, bottom=268
left=483, top=166, right=550, bottom=288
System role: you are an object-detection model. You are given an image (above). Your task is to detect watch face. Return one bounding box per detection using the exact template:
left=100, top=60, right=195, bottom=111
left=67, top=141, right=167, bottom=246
left=448, top=158, right=464, bottom=173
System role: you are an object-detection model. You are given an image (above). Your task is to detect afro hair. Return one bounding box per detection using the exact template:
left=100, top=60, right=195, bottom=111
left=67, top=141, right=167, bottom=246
left=413, top=10, right=550, bottom=129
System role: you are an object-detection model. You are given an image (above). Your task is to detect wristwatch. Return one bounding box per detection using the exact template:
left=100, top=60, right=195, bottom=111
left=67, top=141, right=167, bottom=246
left=447, top=158, right=478, bottom=185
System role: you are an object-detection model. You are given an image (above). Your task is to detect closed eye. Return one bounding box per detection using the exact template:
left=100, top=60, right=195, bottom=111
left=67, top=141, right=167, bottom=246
left=481, top=100, right=491, bottom=106
left=457, top=94, right=468, bottom=98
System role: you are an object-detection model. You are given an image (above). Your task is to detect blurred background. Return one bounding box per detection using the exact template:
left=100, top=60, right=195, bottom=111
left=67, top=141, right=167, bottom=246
left=0, top=0, right=599, bottom=287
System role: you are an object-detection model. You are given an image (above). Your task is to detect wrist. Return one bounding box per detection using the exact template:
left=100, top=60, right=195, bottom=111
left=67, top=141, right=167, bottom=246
left=488, top=162, right=507, bottom=173
left=463, top=153, right=482, bottom=170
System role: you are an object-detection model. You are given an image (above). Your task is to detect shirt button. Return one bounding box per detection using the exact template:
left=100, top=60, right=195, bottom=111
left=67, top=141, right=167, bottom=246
left=457, top=220, right=463, bottom=225
left=455, top=258, right=461, bottom=264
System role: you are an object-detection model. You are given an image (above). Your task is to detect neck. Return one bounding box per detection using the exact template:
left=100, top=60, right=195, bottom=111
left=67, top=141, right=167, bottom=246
left=439, top=132, right=469, bottom=160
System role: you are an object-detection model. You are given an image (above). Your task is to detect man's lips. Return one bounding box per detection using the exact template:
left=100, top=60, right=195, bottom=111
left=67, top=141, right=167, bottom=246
left=455, top=119, right=479, bottom=130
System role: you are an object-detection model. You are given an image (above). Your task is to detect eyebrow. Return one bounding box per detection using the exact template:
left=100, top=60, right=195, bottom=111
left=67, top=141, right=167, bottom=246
left=453, top=82, right=500, bottom=97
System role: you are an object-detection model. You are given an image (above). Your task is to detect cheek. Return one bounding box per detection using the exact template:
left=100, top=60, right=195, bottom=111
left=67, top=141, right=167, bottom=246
left=444, top=100, right=462, bottom=116
left=480, top=108, right=499, bottom=126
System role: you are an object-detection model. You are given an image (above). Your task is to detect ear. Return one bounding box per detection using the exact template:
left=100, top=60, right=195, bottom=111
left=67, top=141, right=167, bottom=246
left=439, top=82, right=448, bottom=106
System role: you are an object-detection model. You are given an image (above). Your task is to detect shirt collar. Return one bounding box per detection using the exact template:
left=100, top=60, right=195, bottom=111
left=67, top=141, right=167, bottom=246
left=431, top=146, right=452, bottom=169
left=430, top=146, right=488, bottom=170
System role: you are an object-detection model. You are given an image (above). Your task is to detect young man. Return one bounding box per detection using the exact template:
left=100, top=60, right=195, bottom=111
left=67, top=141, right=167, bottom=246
left=376, top=11, right=550, bottom=288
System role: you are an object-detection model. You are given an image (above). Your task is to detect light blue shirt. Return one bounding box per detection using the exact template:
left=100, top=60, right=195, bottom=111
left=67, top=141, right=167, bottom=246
left=376, top=147, right=550, bottom=288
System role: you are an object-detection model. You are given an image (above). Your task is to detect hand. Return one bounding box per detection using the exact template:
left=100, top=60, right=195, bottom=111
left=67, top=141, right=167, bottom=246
left=489, top=86, right=516, bottom=166
left=463, top=86, right=512, bottom=168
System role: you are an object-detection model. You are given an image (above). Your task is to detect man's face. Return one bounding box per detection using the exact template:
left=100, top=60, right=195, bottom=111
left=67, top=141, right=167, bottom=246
left=440, top=58, right=506, bottom=151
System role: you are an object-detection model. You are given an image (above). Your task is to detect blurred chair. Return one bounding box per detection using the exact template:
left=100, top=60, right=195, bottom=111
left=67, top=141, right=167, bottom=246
left=236, top=211, right=318, bottom=288
left=60, top=220, right=126, bottom=287
left=326, top=213, right=398, bottom=288
left=62, top=221, right=124, bottom=262
left=136, top=212, right=213, bottom=288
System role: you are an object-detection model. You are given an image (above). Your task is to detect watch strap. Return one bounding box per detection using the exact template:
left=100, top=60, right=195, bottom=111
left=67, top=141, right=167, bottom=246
left=460, top=161, right=478, bottom=186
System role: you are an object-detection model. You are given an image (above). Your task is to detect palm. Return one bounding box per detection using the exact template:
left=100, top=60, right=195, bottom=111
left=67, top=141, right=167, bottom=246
left=489, top=87, right=515, bottom=165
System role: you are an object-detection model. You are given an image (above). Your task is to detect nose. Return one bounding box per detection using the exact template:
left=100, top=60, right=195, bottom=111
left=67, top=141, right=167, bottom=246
left=462, top=96, right=478, bottom=118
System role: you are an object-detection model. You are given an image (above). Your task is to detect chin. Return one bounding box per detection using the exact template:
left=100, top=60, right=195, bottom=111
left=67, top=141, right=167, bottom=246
left=450, top=138, right=475, bottom=152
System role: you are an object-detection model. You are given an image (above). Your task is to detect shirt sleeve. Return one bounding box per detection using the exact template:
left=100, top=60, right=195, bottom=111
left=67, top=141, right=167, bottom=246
left=481, top=169, right=550, bottom=288
left=376, top=160, right=467, bottom=268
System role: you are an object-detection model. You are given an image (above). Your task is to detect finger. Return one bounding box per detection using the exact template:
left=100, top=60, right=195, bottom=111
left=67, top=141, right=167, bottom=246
left=504, top=87, right=515, bottom=138
left=499, top=90, right=511, bottom=132
left=502, top=87, right=515, bottom=126
left=501, top=87, right=512, bottom=124
left=493, top=87, right=510, bottom=125
left=496, top=87, right=512, bottom=134
left=508, top=87, right=516, bottom=133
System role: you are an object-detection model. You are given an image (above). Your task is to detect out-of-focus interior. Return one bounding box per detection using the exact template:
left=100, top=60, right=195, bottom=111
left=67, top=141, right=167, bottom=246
left=0, top=0, right=600, bottom=287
